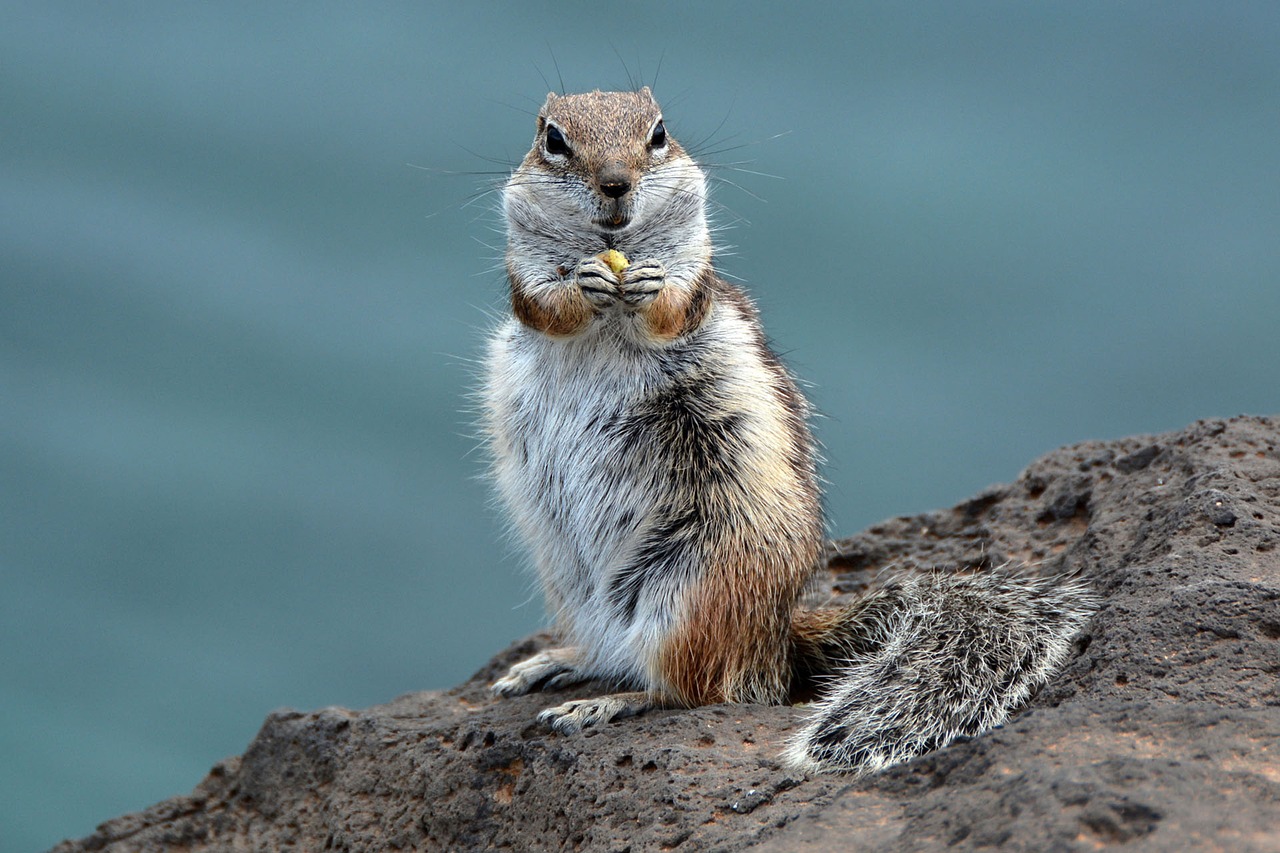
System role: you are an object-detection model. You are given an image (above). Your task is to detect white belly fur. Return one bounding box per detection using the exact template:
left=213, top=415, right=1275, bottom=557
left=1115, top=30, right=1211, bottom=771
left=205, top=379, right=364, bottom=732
left=484, top=301, right=783, bottom=689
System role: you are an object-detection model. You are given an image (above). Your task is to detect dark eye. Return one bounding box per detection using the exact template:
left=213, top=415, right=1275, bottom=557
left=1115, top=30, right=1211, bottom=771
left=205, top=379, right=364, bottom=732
left=649, top=119, right=667, bottom=149
left=545, top=124, right=570, bottom=157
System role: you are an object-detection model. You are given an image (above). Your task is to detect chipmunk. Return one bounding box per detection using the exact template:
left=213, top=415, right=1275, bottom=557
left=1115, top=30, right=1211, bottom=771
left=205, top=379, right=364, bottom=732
left=482, top=87, right=1096, bottom=775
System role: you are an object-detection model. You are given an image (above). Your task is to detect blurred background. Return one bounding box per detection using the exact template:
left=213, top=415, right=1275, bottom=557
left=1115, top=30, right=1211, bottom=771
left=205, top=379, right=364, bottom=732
left=3, top=2, right=1277, bottom=848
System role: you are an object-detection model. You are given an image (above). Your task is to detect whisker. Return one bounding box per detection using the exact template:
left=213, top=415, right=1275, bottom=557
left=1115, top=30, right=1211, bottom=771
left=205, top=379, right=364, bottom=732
left=456, top=145, right=517, bottom=169
left=692, top=130, right=792, bottom=160
left=484, top=96, right=538, bottom=119
left=681, top=103, right=738, bottom=156
left=533, top=57, right=554, bottom=97
left=549, top=49, right=566, bottom=94
left=707, top=175, right=768, bottom=204
left=703, top=164, right=784, bottom=181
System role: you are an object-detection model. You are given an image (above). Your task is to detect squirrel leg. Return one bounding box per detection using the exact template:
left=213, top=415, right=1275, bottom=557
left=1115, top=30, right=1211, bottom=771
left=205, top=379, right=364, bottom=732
left=508, top=257, right=621, bottom=337
left=619, top=260, right=710, bottom=342
left=491, top=646, right=588, bottom=697
left=538, top=691, right=656, bottom=734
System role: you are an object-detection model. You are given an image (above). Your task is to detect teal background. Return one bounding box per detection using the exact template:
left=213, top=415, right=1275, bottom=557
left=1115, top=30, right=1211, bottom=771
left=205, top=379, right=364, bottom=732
left=3, top=3, right=1278, bottom=848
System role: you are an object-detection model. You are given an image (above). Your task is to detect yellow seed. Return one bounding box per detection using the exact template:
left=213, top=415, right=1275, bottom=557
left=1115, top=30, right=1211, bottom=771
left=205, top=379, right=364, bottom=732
left=599, top=249, right=630, bottom=274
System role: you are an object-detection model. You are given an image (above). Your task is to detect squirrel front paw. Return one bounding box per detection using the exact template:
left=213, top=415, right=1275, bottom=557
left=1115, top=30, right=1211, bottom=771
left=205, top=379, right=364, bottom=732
left=618, top=258, right=666, bottom=307
left=573, top=256, right=622, bottom=307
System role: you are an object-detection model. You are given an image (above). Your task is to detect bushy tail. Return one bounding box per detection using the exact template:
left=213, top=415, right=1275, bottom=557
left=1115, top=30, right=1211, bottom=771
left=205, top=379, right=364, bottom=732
left=785, top=571, right=1098, bottom=775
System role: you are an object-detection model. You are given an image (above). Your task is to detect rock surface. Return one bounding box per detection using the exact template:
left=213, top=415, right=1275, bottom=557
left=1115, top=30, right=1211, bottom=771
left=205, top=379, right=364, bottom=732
left=54, top=416, right=1280, bottom=852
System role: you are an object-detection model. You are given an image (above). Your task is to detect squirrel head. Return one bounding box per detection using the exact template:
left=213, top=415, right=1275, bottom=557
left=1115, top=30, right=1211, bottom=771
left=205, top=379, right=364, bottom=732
left=514, top=87, right=697, bottom=235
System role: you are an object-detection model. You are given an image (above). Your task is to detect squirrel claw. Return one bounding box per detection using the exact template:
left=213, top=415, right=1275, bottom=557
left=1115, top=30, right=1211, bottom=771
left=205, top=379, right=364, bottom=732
left=492, top=648, right=584, bottom=697
left=619, top=258, right=666, bottom=306
left=538, top=691, right=653, bottom=734
left=574, top=256, right=622, bottom=307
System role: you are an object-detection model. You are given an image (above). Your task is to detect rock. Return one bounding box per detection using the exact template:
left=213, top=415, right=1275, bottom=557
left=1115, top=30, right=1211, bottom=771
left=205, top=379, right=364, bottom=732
left=52, top=416, right=1280, bottom=852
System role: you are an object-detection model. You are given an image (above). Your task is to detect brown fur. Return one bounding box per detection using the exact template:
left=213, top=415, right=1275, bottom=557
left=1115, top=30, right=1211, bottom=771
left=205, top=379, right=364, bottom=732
left=637, top=272, right=712, bottom=342
left=509, top=263, right=593, bottom=337
left=655, top=404, right=824, bottom=707
left=528, top=89, right=681, bottom=188
left=658, top=541, right=819, bottom=706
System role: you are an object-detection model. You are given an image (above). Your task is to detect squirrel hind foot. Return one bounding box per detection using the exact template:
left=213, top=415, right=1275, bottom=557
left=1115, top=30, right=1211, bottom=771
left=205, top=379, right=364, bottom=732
left=538, top=691, right=655, bottom=734
left=785, top=571, right=1099, bottom=775
left=491, top=647, right=587, bottom=697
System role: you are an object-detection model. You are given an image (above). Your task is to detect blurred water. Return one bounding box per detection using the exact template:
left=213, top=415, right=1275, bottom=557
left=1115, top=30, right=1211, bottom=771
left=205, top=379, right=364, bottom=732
left=3, top=3, right=1278, bottom=849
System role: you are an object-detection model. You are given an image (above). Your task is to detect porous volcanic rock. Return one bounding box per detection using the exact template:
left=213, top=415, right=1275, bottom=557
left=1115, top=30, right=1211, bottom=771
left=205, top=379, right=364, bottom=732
left=54, top=416, right=1280, bottom=852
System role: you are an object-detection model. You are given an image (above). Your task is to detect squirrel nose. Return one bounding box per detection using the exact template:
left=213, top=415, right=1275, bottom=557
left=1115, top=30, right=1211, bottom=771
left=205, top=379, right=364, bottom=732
left=599, top=178, right=631, bottom=199
left=598, top=164, right=632, bottom=199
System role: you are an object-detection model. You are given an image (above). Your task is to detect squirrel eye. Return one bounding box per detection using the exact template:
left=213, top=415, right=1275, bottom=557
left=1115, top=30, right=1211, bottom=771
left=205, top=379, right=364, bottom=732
left=544, top=124, right=570, bottom=157
left=649, top=119, right=667, bottom=149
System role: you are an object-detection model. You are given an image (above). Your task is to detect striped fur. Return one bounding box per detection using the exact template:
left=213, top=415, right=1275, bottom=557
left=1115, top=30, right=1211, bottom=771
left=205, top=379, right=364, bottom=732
left=484, top=90, right=1096, bottom=773
left=784, top=572, right=1099, bottom=775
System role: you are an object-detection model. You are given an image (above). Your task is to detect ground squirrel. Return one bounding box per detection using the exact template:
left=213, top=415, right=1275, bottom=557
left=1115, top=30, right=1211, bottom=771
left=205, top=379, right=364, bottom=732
left=483, top=87, right=1097, bottom=774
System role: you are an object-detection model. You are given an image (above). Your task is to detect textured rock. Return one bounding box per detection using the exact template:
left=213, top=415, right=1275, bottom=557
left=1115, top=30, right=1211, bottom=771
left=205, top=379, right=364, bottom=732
left=53, top=416, right=1280, bottom=852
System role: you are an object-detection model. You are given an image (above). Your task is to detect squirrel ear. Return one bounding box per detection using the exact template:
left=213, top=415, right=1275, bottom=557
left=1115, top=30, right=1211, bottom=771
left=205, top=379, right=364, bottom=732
left=545, top=91, right=558, bottom=103
left=639, top=86, right=653, bottom=99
